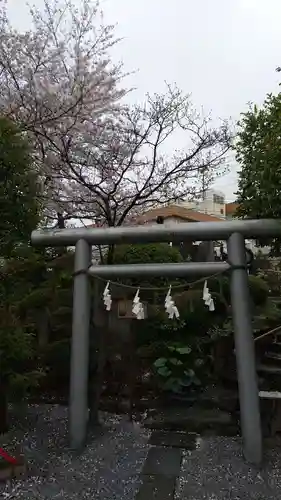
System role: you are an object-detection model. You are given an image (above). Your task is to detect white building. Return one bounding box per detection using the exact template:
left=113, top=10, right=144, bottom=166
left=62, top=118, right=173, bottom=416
left=177, top=188, right=227, bottom=219
left=175, top=189, right=269, bottom=256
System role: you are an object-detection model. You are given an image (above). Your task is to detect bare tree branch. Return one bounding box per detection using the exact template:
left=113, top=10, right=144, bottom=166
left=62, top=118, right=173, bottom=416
left=0, top=1, right=231, bottom=232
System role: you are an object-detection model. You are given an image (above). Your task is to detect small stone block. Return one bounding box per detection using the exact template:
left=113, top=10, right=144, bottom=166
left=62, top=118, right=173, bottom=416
left=135, top=475, right=175, bottom=500
left=0, top=464, right=12, bottom=482
left=13, top=463, right=26, bottom=478
left=142, top=447, right=182, bottom=477
left=149, top=431, right=198, bottom=449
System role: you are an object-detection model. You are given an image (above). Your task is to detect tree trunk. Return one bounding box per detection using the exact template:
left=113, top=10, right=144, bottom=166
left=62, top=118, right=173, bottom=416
left=36, top=307, right=50, bottom=349
left=0, top=388, right=8, bottom=434
left=56, top=212, right=65, bottom=256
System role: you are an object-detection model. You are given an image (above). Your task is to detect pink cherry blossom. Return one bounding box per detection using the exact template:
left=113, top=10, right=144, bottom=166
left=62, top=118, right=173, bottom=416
left=0, top=0, right=231, bottom=230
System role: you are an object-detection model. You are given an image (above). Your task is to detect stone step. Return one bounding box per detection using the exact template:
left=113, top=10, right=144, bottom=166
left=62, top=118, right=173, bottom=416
left=259, top=390, right=281, bottom=399
left=257, top=364, right=281, bottom=374
left=264, top=352, right=281, bottom=362
left=143, top=407, right=237, bottom=433
left=197, top=388, right=239, bottom=410
left=148, top=430, right=199, bottom=449
left=264, top=342, right=281, bottom=354
left=266, top=349, right=281, bottom=357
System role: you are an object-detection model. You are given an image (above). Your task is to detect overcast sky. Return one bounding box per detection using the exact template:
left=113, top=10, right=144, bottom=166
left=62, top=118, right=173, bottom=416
left=7, top=0, right=281, bottom=201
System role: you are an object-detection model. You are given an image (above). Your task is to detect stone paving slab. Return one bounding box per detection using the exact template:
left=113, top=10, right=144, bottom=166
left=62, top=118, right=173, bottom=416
left=135, top=475, right=175, bottom=500
left=142, top=447, right=182, bottom=477
left=144, top=407, right=234, bottom=432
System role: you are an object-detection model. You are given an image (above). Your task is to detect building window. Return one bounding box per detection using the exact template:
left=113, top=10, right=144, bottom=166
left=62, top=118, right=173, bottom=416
left=220, top=208, right=224, bottom=215
left=213, top=194, right=224, bottom=205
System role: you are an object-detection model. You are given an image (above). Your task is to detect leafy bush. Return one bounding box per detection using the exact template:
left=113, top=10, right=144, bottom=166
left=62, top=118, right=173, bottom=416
left=153, top=342, right=203, bottom=394
left=112, top=243, right=184, bottom=290
left=248, top=275, right=270, bottom=306
left=113, top=242, right=183, bottom=264
left=41, top=339, right=71, bottom=389
left=206, top=274, right=269, bottom=307
left=135, top=284, right=228, bottom=348
left=136, top=269, right=273, bottom=394
left=0, top=247, right=76, bottom=400
left=0, top=308, right=44, bottom=399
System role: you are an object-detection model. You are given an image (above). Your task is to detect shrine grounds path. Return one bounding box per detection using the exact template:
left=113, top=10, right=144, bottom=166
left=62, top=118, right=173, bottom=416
left=1, top=404, right=281, bottom=499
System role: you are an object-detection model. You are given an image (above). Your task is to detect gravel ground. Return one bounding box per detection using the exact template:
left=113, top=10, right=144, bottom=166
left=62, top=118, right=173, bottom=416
left=0, top=404, right=151, bottom=499
left=175, top=436, right=281, bottom=499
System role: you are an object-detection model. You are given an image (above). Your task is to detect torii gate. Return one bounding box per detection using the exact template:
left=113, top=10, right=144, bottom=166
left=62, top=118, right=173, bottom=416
left=31, top=218, right=281, bottom=464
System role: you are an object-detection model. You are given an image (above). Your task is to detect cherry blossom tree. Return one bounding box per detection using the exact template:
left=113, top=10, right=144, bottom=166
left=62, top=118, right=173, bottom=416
left=0, top=0, right=231, bottom=232
left=0, top=0, right=126, bottom=225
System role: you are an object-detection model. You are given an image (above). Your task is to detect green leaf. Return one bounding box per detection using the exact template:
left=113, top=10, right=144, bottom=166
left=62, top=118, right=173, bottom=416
left=193, top=377, right=202, bottom=386
left=180, top=378, right=192, bottom=387
left=176, top=346, right=192, bottom=354
left=169, top=357, right=183, bottom=366
left=157, top=366, right=172, bottom=377
left=154, top=357, right=167, bottom=368
left=163, top=377, right=182, bottom=392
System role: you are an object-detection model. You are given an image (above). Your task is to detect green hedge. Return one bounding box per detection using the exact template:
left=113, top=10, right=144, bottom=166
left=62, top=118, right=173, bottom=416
left=207, top=274, right=269, bottom=307
left=112, top=243, right=184, bottom=290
